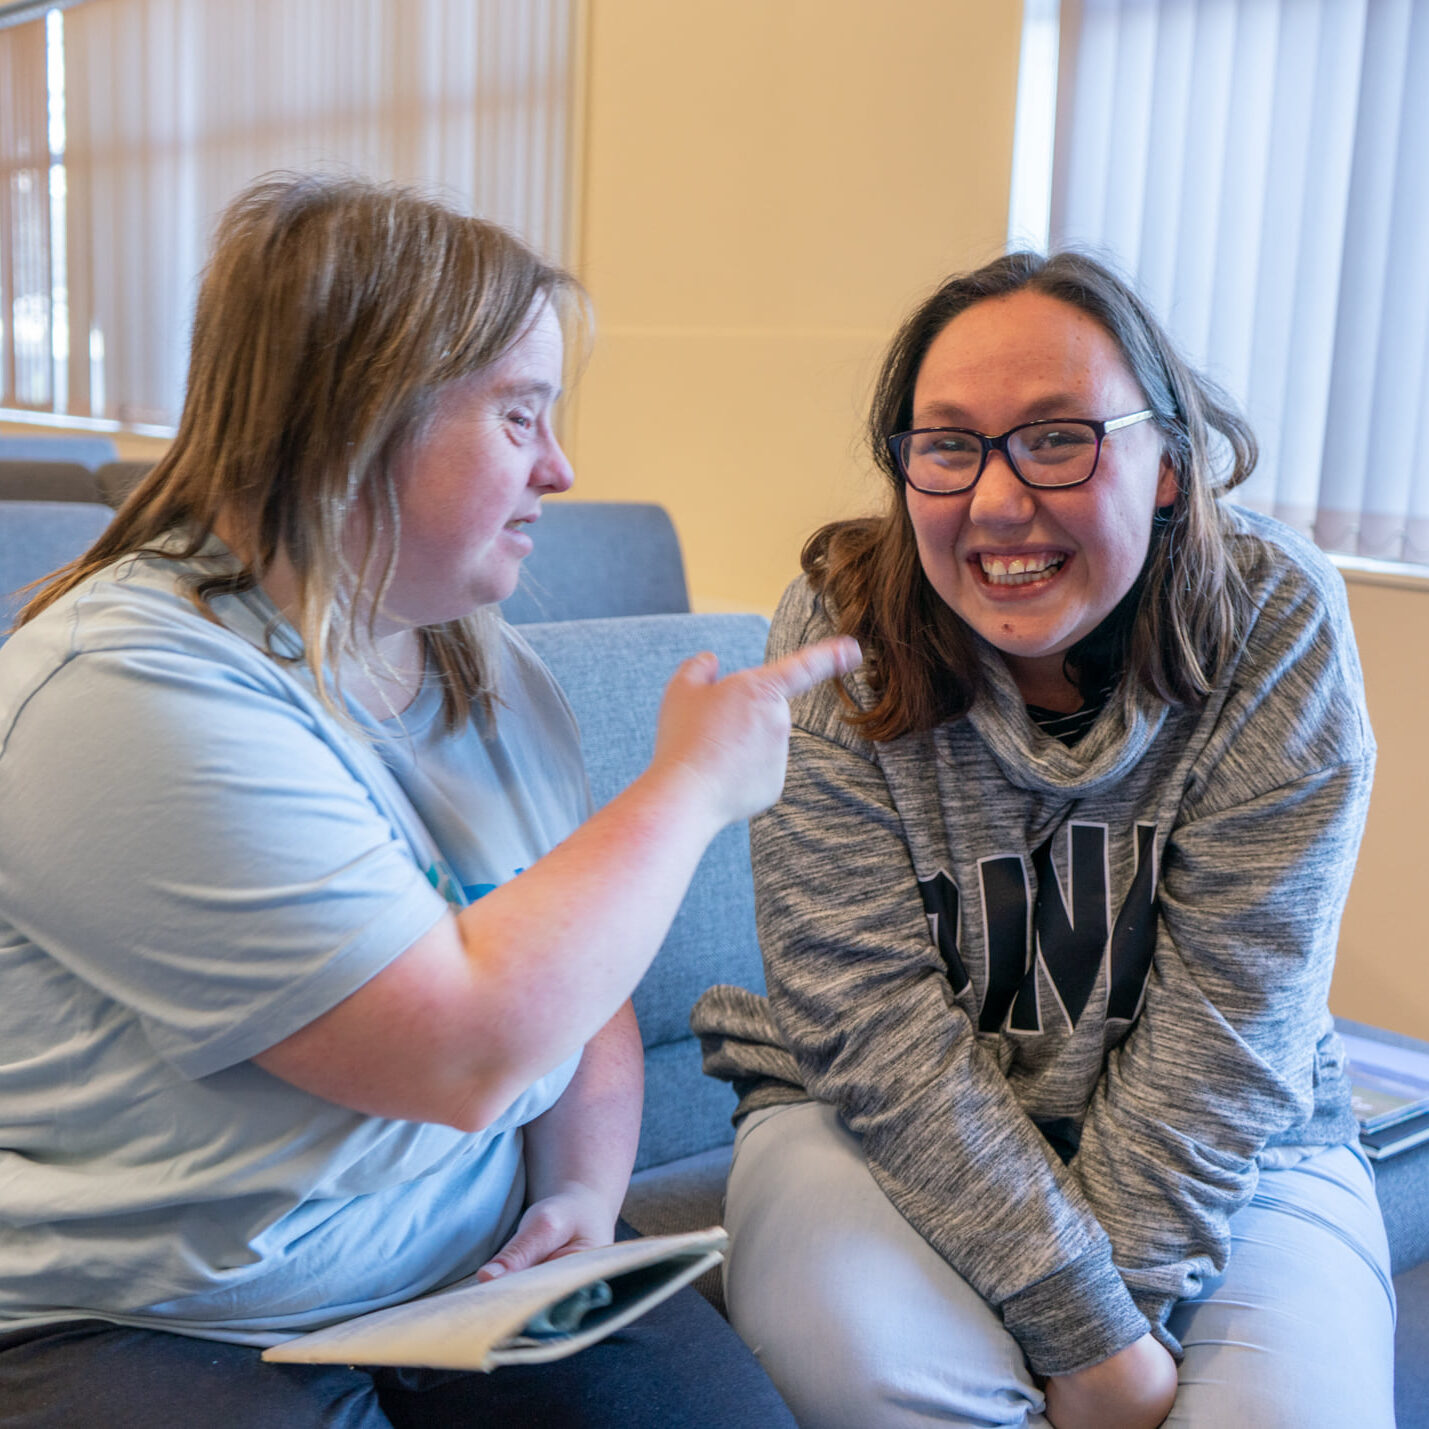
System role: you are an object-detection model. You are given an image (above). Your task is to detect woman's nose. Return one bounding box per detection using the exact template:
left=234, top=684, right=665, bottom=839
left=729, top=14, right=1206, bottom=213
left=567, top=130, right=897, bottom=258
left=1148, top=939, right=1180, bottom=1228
left=967, top=450, right=1036, bottom=526
left=535, top=434, right=575, bottom=494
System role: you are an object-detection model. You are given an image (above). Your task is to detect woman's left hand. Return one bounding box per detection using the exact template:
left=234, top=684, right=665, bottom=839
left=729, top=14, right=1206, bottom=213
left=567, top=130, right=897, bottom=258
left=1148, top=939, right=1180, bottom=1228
left=474, top=1182, right=618, bottom=1281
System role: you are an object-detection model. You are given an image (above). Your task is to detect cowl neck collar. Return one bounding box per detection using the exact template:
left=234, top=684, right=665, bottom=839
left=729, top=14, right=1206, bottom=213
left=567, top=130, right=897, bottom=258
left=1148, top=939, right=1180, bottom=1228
left=960, top=637, right=1168, bottom=798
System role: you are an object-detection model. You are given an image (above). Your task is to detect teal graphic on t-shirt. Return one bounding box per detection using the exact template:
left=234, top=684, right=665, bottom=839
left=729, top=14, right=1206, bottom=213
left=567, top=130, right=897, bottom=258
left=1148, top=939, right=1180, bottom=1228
left=423, top=861, right=464, bottom=907
left=461, top=868, right=523, bottom=905
left=423, top=865, right=528, bottom=908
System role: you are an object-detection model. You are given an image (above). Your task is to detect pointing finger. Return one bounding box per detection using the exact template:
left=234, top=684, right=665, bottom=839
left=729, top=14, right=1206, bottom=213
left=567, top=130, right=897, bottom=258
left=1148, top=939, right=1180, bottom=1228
left=759, top=637, right=862, bottom=701
left=671, top=651, right=720, bottom=686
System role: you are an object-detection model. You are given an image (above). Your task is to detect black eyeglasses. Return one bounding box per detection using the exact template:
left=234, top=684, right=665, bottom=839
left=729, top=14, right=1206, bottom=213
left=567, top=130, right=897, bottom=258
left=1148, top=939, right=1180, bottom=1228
left=888, top=410, right=1154, bottom=495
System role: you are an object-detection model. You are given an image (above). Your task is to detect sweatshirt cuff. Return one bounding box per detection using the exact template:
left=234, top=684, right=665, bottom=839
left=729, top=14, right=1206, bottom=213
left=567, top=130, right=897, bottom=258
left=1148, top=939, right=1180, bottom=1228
left=1000, top=1244, right=1150, bottom=1376
left=1132, top=1288, right=1184, bottom=1360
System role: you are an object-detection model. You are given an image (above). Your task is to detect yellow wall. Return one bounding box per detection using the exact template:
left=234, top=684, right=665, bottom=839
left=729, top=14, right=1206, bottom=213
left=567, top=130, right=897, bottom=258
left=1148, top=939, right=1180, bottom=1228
left=1336, top=576, right=1429, bottom=1039
left=565, top=0, right=1023, bottom=613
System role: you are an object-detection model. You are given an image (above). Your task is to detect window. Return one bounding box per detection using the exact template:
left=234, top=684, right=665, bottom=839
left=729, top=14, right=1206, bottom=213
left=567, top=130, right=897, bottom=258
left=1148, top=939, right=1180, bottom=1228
left=1014, top=0, right=1429, bottom=568
left=0, top=0, right=577, bottom=432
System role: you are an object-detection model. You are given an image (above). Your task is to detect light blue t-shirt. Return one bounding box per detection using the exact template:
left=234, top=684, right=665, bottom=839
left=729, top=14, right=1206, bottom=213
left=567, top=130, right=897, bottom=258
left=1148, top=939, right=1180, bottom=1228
left=0, top=542, right=591, bottom=1344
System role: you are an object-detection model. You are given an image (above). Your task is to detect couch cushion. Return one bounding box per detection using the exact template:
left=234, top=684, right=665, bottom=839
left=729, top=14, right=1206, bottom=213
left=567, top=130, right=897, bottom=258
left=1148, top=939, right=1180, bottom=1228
left=0, top=461, right=103, bottom=503
left=0, top=500, right=113, bottom=639
left=1336, top=1017, right=1429, bottom=1274
left=1373, top=1138, right=1429, bottom=1274
left=622, top=1145, right=733, bottom=1313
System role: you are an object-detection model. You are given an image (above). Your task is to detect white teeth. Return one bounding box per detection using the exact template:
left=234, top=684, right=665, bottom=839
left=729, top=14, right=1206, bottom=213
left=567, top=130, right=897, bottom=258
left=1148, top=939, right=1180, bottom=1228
left=979, top=553, right=1065, bottom=585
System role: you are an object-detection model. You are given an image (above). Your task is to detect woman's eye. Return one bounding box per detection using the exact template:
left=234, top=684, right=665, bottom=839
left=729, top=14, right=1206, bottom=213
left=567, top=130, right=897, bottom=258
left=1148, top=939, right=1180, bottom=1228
left=1027, top=425, right=1092, bottom=451
left=507, top=409, right=536, bottom=432
left=926, top=434, right=977, bottom=456
left=926, top=435, right=980, bottom=466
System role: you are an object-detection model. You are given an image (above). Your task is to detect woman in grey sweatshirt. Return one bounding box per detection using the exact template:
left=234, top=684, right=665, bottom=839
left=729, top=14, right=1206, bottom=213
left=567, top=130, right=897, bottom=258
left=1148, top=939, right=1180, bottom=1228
left=693, top=252, right=1395, bottom=1428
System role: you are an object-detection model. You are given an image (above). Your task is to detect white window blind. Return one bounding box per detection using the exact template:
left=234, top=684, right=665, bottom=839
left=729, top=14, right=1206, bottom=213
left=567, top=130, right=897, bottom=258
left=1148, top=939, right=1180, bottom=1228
left=2, top=0, right=577, bottom=430
left=1046, top=0, right=1429, bottom=565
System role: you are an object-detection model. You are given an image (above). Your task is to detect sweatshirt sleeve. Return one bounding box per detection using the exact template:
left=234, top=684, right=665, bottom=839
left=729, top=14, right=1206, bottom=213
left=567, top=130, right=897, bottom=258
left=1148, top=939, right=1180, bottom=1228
left=1069, top=548, right=1375, bottom=1347
left=748, top=593, right=1150, bottom=1376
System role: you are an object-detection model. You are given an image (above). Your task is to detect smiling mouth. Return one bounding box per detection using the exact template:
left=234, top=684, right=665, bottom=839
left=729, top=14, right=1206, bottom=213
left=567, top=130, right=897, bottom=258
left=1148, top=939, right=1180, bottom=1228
left=976, top=552, right=1067, bottom=587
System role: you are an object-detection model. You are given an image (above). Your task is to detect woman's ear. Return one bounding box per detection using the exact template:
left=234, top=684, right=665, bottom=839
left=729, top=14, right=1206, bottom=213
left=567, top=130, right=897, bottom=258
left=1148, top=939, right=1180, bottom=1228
left=1155, top=452, right=1179, bottom=509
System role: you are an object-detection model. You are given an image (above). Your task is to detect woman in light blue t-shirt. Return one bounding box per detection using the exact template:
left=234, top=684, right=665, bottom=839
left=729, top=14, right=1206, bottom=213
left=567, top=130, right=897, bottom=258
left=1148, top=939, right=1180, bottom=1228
left=0, top=174, right=855, bottom=1429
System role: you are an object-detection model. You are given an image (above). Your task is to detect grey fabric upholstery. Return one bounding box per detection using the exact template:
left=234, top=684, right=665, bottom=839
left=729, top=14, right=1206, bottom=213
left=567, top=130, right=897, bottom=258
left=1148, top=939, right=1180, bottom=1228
left=623, top=1146, right=734, bottom=1312
left=0, top=461, right=103, bottom=503
left=0, top=435, right=117, bottom=468
left=0, top=501, right=113, bottom=639
left=523, top=612, right=768, bottom=1321
left=95, top=461, right=155, bottom=508
left=501, top=503, right=690, bottom=624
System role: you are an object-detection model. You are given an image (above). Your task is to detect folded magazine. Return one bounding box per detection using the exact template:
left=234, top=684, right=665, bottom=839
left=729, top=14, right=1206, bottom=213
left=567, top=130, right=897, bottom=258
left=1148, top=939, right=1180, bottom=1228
left=1341, top=1027, right=1429, bottom=1160
left=262, top=1226, right=727, bottom=1372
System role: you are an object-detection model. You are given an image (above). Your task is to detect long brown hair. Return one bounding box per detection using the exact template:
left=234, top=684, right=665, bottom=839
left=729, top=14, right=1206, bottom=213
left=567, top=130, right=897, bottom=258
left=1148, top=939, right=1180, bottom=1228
left=808, top=250, right=1255, bottom=741
left=20, top=172, right=585, bottom=730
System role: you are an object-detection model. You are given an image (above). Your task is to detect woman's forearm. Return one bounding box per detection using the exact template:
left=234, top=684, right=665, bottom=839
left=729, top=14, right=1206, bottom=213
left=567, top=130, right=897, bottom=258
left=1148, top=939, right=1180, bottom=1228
left=473, top=1001, right=644, bottom=1281
left=522, top=999, right=643, bottom=1219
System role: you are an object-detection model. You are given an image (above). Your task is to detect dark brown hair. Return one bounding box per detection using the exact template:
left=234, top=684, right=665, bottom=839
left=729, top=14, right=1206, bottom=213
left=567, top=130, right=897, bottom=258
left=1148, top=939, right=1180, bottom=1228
left=807, top=250, right=1255, bottom=741
left=20, top=172, right=586, bottom=730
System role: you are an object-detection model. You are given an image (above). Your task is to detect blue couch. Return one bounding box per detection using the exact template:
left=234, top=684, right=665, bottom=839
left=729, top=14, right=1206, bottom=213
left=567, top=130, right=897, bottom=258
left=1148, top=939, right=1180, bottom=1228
left=0, top=496, right=689, bottom=639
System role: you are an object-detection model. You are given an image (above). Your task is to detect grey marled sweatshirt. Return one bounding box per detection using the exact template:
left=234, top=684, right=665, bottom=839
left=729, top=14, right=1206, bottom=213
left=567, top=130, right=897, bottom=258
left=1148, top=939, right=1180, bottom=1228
left=692, top=509, right=1372, bottom=1376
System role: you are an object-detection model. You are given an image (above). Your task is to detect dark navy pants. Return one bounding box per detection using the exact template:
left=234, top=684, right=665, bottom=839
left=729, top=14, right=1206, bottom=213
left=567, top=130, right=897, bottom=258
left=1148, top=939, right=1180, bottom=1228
left=0, top=1275, right=795, bottom=1428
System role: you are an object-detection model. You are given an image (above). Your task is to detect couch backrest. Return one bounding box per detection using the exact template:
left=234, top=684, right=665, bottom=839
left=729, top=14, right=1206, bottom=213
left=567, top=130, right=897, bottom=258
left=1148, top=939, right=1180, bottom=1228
left=0, top=500, right=114, bottom=640
left=500, top=502, right=690, bottom=624
left=521, top=612, right=770, bottom=1171
left=95, top=461, right=156, bottom=508
left=0, top=461, right=104, bottom=503
left=0, top=435, right=118, bottom=469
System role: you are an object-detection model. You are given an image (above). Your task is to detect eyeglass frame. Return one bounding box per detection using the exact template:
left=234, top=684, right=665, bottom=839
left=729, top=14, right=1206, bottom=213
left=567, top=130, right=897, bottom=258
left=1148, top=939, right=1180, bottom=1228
left=887, top=409, right=1156, bottom=495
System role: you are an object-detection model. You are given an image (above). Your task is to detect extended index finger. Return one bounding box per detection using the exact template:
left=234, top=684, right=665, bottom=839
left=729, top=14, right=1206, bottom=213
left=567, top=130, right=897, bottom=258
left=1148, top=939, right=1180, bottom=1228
left=760, top=636, right=863, bottom=701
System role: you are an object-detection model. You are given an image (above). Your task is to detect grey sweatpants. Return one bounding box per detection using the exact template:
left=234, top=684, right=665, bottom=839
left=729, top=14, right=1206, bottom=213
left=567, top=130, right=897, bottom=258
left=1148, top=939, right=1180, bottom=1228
left=724, top=1101, right=1396, bottom=1428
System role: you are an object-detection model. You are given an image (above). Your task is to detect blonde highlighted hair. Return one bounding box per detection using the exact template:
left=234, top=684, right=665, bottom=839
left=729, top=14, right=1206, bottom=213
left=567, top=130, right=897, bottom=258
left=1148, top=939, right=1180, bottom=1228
left=21, top=172, right=586, bottom=730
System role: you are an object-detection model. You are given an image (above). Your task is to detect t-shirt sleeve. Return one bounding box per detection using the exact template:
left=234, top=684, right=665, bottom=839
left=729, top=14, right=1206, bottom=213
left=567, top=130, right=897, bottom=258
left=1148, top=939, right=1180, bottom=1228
left=0, top=637, right=450, bottom=1080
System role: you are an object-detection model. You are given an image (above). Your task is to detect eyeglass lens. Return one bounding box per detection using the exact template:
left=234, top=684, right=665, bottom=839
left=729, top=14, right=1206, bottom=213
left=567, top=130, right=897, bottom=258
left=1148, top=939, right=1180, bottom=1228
left=902, top=421, right=1100, bottom=492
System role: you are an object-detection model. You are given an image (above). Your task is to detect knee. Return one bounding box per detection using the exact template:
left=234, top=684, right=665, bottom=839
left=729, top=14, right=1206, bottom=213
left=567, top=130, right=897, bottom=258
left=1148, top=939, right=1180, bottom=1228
left=728, top=1291, right=1041, bottom=1429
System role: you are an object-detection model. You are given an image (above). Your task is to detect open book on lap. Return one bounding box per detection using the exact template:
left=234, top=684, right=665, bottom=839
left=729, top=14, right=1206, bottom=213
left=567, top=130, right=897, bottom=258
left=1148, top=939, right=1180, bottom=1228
left=261, top=1227, right=727, bottom=1372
